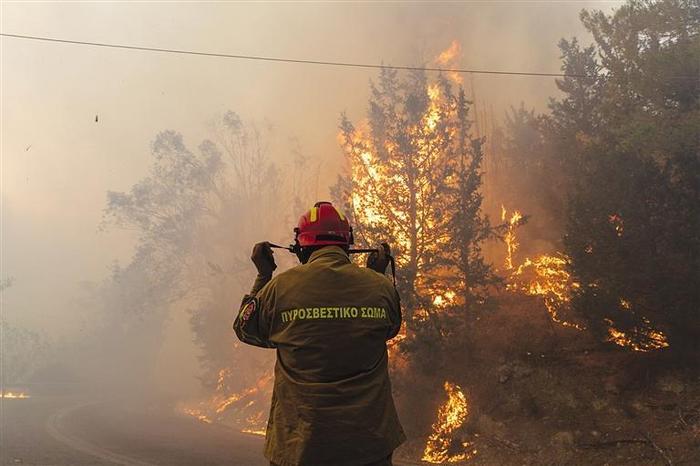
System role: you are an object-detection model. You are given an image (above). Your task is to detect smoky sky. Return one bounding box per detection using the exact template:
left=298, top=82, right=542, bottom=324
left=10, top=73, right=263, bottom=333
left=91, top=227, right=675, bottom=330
left=1, top=1, right=619, bottom=340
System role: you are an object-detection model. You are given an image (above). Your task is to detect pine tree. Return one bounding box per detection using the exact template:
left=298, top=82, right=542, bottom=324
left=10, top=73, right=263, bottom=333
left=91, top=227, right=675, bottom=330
left=440, top=88, right=500, bottom=337
left=334, top=70, right=496, bottom=352
left=559, top=0, right=700, bottom=357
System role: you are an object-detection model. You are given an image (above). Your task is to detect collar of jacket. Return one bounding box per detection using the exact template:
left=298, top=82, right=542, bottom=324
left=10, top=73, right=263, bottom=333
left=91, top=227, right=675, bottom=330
left=307, top=245, right=351, bottom=264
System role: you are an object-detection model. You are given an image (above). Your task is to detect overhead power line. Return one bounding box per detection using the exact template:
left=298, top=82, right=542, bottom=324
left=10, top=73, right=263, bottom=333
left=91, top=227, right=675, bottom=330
left=1, top=32, right=589, bottom=79
left=2, top=33, right=696, bottom=81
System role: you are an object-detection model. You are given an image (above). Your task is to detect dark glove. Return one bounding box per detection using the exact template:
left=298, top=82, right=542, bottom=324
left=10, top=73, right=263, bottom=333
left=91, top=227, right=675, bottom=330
left=366, top=243, right=391, bottom=274
left=251, top=242, right=277, bottom=277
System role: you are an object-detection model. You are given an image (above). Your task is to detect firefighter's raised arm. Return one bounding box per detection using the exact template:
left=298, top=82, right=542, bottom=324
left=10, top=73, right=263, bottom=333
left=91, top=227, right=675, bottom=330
left=386, top=281, right=402, bottom=340
left=366, top=243, right=402, bottom=340
left=233, top=242, right=277, bottom=348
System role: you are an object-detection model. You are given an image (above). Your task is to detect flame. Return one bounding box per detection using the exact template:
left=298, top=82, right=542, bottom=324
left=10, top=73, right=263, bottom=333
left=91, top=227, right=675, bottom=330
left=179, top=371, right=273, bottom=434
left=608, top=213, right=624, bottom=237
left=241, top=427, right=266, bottom=436
left=343, top=125, right=393, bottom=234
left=422, top=381, right=476, bottom=463
left=435, top=41, right=461, bottom=66
left=433, top=290, right=457, bottom=308
left=340, top=66, right=456, bottom=326
left=508, top=253, right=670, bottom=349
left=503, top=205, right=670, bottom=349
left=181, top=407, right=212, bottom=424
left=216, top=368, right=230, bottom=392
left=605, top=317, right=670, bottom=352
left=214, top=379, right=265, bottom=414
left=501, top=206, right=523, bottom=270
left=1, top=391, right=30, bottom=399
left=434, top=40, right=463, bottom=84
left=508, top=254, right=585, bottom=330
left=501, top=206, right=584, bottom=329
left=426, top=84, right=442, bottom=131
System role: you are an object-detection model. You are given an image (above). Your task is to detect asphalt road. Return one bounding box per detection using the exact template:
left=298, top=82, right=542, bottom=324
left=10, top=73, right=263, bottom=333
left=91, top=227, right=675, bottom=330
left=1, top=395, right=267, bottom=466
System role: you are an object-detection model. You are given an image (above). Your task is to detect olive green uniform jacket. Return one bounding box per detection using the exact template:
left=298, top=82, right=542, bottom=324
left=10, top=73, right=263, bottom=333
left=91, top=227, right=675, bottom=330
left=233, top=246, right=406, bottom=466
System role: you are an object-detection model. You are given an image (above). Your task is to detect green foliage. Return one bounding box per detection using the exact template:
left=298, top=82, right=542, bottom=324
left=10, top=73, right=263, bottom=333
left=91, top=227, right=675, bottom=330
left=557, top=0, right=699, bottom=355
left=440, top=88, right=501, bottom=314
left=496, top=0, right=698, bottom=357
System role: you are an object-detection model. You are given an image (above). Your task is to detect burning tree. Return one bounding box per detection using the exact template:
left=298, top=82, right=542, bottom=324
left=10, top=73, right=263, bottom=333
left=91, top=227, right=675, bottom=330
left=422, top=381, right=476, bottom=464
left=334, top=67, right=498, bottom=354
left=559, top=0, right=699, bottom=356
left=491, top=1, right=697, bottom=355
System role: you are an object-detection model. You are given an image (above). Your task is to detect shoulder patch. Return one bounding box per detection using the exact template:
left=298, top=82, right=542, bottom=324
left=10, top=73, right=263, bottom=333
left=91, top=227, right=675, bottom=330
left=240, top=298, right=258, bottom=324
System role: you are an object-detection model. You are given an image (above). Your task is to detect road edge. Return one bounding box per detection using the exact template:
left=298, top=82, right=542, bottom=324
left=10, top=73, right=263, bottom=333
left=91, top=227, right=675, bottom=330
left=45, top=400, right=157, bottom=466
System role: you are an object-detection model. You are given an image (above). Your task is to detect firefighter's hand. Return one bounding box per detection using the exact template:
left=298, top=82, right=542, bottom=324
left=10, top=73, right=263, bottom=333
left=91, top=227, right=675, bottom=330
left=367, top=243, right=391, bottom=274
left=251, top=242, right=277, bottom=277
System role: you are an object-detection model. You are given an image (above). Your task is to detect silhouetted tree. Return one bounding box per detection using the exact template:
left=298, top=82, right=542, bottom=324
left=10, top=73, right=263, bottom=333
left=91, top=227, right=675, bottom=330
left=1, top=279, right=49, bottom=387
left=102, top=112, right=318, bottom=399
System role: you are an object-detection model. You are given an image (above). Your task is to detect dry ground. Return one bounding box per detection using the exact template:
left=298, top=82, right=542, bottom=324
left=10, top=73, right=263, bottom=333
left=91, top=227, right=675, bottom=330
left=394, top=295, right=700, bottom=465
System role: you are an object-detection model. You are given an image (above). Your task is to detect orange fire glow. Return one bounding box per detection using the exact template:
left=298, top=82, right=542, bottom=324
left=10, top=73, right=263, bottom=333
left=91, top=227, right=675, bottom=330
left=241, top=427, right=267, bottom=437
left=605, top=317, right=669, bottom=351
left=502, top=205, right=670, bottom=349
left=434, top=40, right=464, bottom=84
left=501, top=205, right=523, bottom=270
left=179, top=370, right=272, bottom=433
left=422, top=381, right=476, bottom=464
left=608, top=213, right=624, bottom=237
left=508, top=254, right=585, bottom=330
left=0, top=391, right=30, bottom=399
left=340, top=59, right=461, bottom=321
left=181, top=407, right=212, bottom=424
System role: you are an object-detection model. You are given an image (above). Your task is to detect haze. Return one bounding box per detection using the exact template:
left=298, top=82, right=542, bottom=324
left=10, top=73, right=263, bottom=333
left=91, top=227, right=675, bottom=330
left=2, top=0, right=617, bottom=413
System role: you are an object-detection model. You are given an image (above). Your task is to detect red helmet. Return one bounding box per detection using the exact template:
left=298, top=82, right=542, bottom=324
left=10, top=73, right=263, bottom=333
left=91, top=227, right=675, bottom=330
left=294, top=201, right=353, bottom=248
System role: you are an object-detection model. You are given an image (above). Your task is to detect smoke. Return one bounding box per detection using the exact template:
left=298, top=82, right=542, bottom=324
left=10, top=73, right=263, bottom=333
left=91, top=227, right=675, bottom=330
left=2, top=0, right=614, bottom=411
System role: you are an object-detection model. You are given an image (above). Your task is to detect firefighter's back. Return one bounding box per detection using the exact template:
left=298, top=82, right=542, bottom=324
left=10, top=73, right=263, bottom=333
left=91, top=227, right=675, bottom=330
left=264, top=246, right=405, bottom=466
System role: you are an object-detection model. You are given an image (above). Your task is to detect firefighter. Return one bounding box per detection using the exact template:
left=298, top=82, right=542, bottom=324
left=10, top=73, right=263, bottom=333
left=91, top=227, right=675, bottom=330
left=233, top=201, right=405, bottom=466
